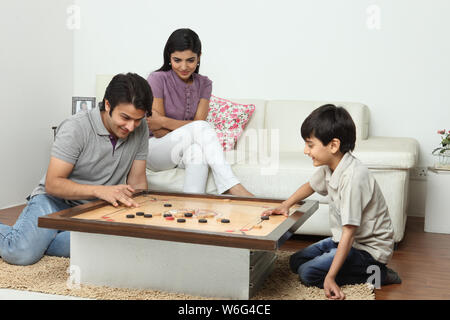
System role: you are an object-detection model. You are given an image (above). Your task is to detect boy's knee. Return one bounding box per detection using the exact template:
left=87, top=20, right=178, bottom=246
left=289, top=251, right=303, bottom=273
left=298, top=264, right=323, bottom=287
left=289, top=250, right=309, bottom=273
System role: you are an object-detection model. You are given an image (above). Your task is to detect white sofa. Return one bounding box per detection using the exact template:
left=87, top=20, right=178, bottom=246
left=146, top=99, right=419, bottom=243
left=94, top=76, right=418, bottom=243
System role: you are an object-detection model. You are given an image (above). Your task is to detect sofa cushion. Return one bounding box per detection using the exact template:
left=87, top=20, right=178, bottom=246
left=232, top=152, right=329, bottom=203
left=264, top=100, right=370, bottom=152
left=206, top=96, right=256, bottom=151
left=232, top=152, right=409, bottom=242
left=146, top=150, right=410, bottom=243
left=231, top=99, right=267, bottom=153
left=353, top=136, right=419, bottom=169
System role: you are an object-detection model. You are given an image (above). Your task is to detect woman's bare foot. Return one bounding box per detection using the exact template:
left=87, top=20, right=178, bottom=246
left=226, top=184, right=254, bottom=197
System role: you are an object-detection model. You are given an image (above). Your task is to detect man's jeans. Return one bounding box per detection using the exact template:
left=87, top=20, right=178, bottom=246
left=0, top=194, right=72, bottom=265
left=289, top=237, right=387, bottom=288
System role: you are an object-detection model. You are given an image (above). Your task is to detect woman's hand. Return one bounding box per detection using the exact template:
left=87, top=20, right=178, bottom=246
left=146, top=109, right=165, bottom=131
left=152, top=128, right=171, bottom=138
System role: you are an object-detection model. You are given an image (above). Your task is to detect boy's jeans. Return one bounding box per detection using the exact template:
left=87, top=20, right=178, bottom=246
left=289, top=237, right=387, bottom=288
left=0, top=194, right=72, bottom=265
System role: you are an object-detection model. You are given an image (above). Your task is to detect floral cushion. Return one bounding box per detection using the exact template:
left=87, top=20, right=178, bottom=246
left=206, top=95, right=255, bottom=151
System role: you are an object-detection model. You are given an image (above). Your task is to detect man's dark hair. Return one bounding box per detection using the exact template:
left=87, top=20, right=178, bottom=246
left=99, top=73, right=153, bottom=116
left=301, top=104, right=356, bottom=153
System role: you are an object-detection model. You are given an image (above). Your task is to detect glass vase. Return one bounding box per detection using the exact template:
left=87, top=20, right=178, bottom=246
left=433, top=150, right=450, bottom=170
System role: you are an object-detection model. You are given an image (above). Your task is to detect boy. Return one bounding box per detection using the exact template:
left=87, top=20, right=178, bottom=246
left=0, top=73, right=152, bottom=266
left=263, top=104, right=401, bottom=300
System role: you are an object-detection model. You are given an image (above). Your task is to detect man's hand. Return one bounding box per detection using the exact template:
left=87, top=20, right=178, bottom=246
left=93, top=184, right=138, bottom=208
left=324, top=275, right=345, bottom=300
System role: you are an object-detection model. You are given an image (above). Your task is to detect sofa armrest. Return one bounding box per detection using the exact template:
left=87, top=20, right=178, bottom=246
left=353, top=136, right=419, bottom=169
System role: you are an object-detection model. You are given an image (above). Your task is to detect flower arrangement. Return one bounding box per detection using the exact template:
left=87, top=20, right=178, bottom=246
left=433, top=129, right=450, bottom=169
left=432, top=129, right=450, bottom=155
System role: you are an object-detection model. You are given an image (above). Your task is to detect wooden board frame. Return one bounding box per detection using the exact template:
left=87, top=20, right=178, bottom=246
left=38, top=190, right=318, bottom=251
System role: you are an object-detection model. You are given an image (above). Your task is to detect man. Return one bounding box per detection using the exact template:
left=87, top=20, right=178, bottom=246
left=0, top=73, right=153, bottom=265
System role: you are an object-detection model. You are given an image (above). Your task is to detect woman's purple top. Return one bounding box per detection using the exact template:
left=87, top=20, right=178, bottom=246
left=147, top=70, right=212, bottom=121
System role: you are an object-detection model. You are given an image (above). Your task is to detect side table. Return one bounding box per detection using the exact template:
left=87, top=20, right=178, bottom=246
left=424, top=167, right=450, bottom=234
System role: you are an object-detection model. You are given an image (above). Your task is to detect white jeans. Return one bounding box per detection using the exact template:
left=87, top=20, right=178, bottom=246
left=147, top=120, right=239, bottom=194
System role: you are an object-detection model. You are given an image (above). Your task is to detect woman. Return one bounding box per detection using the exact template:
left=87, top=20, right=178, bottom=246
left=146, top=28, right=253, bottom=196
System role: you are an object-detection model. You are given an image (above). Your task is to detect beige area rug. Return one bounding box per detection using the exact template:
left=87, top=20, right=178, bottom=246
left=0, top=251, right=375, bottom=300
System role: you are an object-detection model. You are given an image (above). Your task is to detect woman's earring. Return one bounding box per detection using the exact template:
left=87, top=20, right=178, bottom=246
left=169, top=62, right=171, bottom=66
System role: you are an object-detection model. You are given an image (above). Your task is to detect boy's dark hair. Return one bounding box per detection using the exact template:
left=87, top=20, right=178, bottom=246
left=301, top=104, right=356, bottom=153
left=157, top=28, right=202, bottom=73
left=99, top=73, right=153, bottom=116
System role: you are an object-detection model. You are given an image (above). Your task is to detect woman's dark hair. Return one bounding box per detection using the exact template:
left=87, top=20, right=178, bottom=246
left=157, top=28, right=202, bottom=73
left=301, top=104, right=356, bottom=154
left=99, top=73, right=153, bottom=116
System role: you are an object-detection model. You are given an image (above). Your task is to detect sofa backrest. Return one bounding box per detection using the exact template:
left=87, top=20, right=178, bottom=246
left=95, top=74, right=370, bottom=154
left=264, top=100, right=370, bottom=153
left=231, top=99, right=267, bottom=153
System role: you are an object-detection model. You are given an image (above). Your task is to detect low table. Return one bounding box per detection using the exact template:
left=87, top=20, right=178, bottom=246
left=38, top=190, right=318, bottom=299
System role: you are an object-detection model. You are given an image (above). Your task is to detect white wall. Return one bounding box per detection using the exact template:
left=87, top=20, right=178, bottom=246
left=3, top=0, right=448, bottom=215
left=71, top=0, right=450, bottom=216
left=73, top=0, right=450, bottom=165
left=0, top=0, right=73, bottom=209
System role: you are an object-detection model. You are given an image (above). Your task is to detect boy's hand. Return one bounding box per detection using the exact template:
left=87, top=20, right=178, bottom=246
left=324, top=275, right=345, bottom=300
left=262, top=205, right=290, bottom=217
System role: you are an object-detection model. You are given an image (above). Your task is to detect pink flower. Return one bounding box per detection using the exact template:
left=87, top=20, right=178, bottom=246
left=438, top=129, right=446, bottom=134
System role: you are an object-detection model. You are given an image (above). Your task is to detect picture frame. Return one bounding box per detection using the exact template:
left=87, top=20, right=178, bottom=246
left=72, top=96, right=96, bottom=115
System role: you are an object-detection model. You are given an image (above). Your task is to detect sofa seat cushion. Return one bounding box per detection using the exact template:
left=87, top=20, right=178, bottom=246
left=353, top=136, right=419, bottom=169
left=232, top=153, right=408, bottom=242
left=146, top=150, right=408, bottom=242
left=232, top=152, right=328, bottom=203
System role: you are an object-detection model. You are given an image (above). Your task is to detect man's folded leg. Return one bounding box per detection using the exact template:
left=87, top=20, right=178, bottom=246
left=0, top=194, right=72, bottom=265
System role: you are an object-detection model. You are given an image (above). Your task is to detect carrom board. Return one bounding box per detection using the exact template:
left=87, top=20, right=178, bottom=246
left=38, top=190, right=318, bottom=251
left=38, top=190, right=318, bottom=299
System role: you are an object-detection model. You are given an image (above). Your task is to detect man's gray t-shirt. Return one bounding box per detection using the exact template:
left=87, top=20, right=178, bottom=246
left=30, top=107, right=149, bottom=205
